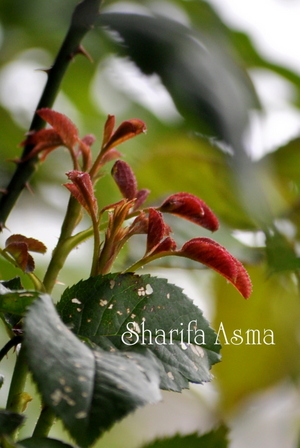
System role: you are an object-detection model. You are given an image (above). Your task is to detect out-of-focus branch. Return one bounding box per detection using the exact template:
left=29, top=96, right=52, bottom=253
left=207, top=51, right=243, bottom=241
left=0, top=0, right=102, bottom=231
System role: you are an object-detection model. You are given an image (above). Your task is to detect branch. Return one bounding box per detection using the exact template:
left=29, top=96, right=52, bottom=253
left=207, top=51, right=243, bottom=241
left=0, top=0, right=102, bottom=231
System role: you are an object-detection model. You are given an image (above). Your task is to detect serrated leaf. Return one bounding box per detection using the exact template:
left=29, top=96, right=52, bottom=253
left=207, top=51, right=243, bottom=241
left=140, top=425, right=229, bottom=448
left=18, top=437, right=74, bottom=448
left=0, top=410, right=25, bottom=436
left=24, top=294, right=161, bottom=447
left=57, top=273, right=221, bottom=392
left=1, top=278, right=23, bottom=290
left=5, top=235, right=47, bottom=254
left=4, top=242, right=35, bottom=273
left=64, top=171, right=98, bottom=218
left=37, top=109, right=79, bottom=149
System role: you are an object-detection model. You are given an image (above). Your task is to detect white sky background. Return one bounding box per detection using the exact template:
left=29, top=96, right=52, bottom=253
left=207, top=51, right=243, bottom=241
left=209, top=0, right=300, bottom=72
left=208, top=0, right=300, bottom=157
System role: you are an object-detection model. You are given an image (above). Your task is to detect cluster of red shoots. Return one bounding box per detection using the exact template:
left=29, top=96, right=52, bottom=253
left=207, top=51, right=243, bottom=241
left=6, top=109, right=252, bottom=299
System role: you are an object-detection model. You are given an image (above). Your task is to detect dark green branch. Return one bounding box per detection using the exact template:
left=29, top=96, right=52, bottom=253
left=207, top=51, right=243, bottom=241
left=0, top=0, right=102, bottom=231
left=0, top=336, right=22, bottom=362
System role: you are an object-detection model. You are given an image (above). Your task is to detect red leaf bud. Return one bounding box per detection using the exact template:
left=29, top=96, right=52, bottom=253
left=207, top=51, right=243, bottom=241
left=111, top=160, right=137, bottom=200
left=180, top=237, right=252, bottom=298
left=159, top=192, right=219, bottom=232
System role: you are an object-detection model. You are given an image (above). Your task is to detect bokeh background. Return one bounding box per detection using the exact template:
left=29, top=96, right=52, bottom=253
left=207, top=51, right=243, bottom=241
left=1, top=1, right=300, bottom=447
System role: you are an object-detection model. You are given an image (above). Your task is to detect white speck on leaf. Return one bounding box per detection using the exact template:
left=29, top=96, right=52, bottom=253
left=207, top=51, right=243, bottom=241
left=191, top=344, right=205, bottom=357
left=117, top=310, right=123, bottom=315
left=133, top=321, right=141, bottom=333
left=99, top=299, right=108, bottom=306
left=110, top=280, right=116, bottom=289
left=192, top=361, right=199, bottom=371
left=51, top=389, right=63, bottom=406
left=78, top=375, right=88, bottom=382
left=76, top=308, right=82, bottom=312
left=145, top=284, right=153, bottom=295
left=75, top=411, right=88, bottom=419
left=138, top=287, right=146, bottom=296
left=71, top=298, right=82, bottom=305
left=64, top=386, right=72, bottom=393
left=167, top=371, right=175, bottom=380
left=108, top=303, right=114, bottom=309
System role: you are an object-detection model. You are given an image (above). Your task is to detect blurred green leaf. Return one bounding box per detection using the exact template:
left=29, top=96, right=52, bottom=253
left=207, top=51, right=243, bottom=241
left=213, top=264, right=300, bottom=411
left=262, top=137, right=300, bottom=196
left=230, top=31, right=300, bottom=105
left=98, top=11, right=255, bottom=151
left=265, top=230, right=300, bottom=273
left=140, top=425, right=229, bottom=448
left=57, top=273, right=221, bottom=391
left=135, top=135, right=254, bottom=229
left=18, top=438, right=74, bottom=448
left=0, top=290, right=38, bottom=315
left=0, top=409, right=24, bottom=436
left=0, top=278, right=37, bottom=331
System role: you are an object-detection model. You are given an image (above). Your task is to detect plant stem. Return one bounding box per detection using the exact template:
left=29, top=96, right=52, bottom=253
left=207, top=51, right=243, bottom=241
left=90, top=217, right=101, bottom=277
left=0, top=0, right=102, bottom=231
left=32, top=405, right=56, bottom=438
left=6, top=345, right=28, bottom=414
left=43, top=196, right=82, bottom=293
left=0, top=336, right=22, bottom=363
left=124, top=250, right=174, bottom=273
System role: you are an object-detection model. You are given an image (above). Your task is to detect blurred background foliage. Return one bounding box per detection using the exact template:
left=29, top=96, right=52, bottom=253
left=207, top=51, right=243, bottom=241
left=1, top=0, right=300, bottom=447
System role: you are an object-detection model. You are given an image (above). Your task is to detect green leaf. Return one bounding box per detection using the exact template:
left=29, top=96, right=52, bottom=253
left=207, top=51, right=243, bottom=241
left=18, top=438, right=74, bottom=448
left=265, top=230, right=300, bottom=273
left=99, top=12, right=255, bottom=151
left=230, top=30, right=300, bottom=104
left=0, top=409, right=25, bottom=436
left=0, top=278, right=38, bottom=331
left=1, top=278, right=23, bottom=291
left=24, top=294, right=161, bottom=448
left=57, top=273, right=221, bottom=392
left=140, top=426, right=229, bottom=448
left=0, top=290, right=39, bottom=315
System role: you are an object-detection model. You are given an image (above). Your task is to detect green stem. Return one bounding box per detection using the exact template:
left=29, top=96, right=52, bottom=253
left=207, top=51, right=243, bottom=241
left=6, top=345, right=28, bottom=414
left=0, top=0, right=102, bottom=231
left=90, top=217, right=101, bottom=277
left=43, top=196, right=82, bottom=293
left=124, top=250, right=175, bottom=273
left=32, top=405, right=56, bottom=438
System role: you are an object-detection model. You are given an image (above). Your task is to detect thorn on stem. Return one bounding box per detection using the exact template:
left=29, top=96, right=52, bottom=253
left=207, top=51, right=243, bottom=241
left=35, top=67, right=52, bottom=75
left=69, top=45, right=93, bottom=62
left=25, top=182, right=34, bottom=195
